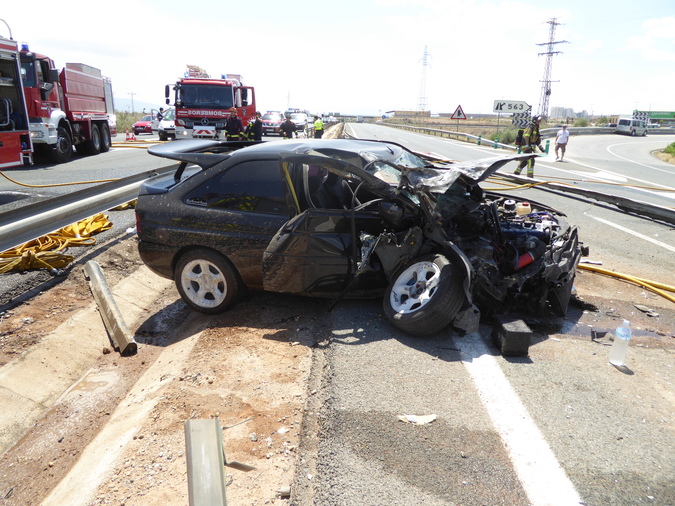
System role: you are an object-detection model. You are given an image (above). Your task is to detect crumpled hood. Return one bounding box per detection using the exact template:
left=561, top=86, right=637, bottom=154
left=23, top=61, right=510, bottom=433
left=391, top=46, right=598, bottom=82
left=404, top=154, right=537, bottom=193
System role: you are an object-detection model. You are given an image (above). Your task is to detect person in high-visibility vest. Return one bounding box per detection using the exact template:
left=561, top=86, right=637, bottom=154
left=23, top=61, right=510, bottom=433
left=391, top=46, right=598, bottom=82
left=225, top=107, right=243, bottom=140
left=514, top=115, right=544, bottom=178
left=313, top=116, right=324, bottom=138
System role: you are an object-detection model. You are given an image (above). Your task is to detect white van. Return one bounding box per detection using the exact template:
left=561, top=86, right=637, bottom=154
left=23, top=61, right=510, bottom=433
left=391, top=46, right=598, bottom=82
left=616, top=118, right=647, bottom=136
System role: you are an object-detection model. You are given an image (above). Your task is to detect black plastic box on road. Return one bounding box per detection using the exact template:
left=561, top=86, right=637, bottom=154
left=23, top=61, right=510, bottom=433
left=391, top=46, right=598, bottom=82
left=492, top=316, right=532, bottom=356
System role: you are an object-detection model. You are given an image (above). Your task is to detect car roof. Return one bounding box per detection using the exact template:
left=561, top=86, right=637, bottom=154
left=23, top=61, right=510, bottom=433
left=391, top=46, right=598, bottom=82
left=147, top=138, right=414, bottom=168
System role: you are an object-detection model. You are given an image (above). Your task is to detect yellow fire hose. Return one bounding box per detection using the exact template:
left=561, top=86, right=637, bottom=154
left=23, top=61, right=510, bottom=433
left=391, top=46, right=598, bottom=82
left=0, top=213, right=112, bottom=274
left=578, top=264, right=675, bottom=305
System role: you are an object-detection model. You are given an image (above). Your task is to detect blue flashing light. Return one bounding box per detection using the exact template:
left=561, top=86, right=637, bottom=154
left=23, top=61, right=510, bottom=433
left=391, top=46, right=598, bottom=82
left=21, top=42, right=29, bottom=51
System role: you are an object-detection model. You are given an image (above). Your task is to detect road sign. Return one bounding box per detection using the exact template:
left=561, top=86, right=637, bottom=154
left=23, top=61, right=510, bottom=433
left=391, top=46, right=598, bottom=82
left=512, top=111, right=531, bottom=128
left=493, top=100, right=531, bottom=113
left=451, top=105, right=466, bottom=120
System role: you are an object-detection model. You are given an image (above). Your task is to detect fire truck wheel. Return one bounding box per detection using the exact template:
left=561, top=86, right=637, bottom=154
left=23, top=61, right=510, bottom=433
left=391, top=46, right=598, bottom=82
left=50, top=126, right=73, bottom=164
left=100, top=123, right=111, bottom=152
left=85, top=124, right=102, bottom=155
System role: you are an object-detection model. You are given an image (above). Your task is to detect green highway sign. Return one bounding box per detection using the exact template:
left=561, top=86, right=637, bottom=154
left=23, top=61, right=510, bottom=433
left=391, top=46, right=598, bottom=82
left=634, top=110, right=675, bottom=120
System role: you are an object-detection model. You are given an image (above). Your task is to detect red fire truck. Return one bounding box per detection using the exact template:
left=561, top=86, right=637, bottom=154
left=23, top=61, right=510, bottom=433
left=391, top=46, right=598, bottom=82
left=19, top=43, right=116, bottom=163
left=0, top=34, right=32, bottom=169
left=166, top=65, right=256, bottom=140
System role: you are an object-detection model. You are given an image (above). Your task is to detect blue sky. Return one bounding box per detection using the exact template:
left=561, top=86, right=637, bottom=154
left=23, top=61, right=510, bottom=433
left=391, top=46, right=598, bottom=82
left=1, top=0, right=673, bottom=117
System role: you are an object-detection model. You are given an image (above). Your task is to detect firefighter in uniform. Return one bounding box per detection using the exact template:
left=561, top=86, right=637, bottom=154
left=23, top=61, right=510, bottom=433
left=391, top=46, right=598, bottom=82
left=280, top=115, right=297, bottom=139
left=313, top=116, right=324, bottom=138
left=244, top=112, right=263, bottom=141
left=514, top=115, right=544, bottom=178
left=225, top=107, right=243, bottom=140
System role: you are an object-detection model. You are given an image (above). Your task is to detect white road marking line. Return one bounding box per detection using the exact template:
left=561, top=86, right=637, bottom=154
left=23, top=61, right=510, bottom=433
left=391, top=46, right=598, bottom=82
left=586, top=215, right=675, bottom=253
left=607, top=142, right=675, bottom=173
left=456, top=333, right=583, bottom=506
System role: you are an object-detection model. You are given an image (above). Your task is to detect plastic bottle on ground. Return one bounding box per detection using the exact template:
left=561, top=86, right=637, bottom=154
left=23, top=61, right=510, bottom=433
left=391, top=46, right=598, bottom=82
left=609, top=320, right=631, bottom=366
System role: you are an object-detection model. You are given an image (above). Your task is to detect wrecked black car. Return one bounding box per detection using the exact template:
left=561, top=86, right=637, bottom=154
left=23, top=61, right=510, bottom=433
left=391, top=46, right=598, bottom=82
left=135, top=138, right=582, bottom=336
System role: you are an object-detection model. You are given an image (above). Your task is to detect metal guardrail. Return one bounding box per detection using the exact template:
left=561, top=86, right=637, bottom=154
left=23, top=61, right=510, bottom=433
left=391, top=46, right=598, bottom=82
left=0, top=164, right=176, bottom=254
left=382, top=123, right=675, bottom=148
left=505, top=174, right=675, bottom=226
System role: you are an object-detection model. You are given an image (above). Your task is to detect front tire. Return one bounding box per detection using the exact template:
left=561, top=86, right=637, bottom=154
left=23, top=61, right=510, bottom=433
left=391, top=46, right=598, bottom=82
left=383, top=254, right=465, bottom=336
left=50, top=126, right=73, bottom=163
left=175, top=249, right=242, bottom=314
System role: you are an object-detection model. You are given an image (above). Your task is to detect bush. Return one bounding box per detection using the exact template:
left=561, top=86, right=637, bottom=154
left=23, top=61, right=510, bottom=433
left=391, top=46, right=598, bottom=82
left=495, top=127, right=518, bottom=145
left=664, top=142, right=675, bottom=155
left=115, top=111, right=147, bottom=134
left=573, top=118, right=589, bottom=127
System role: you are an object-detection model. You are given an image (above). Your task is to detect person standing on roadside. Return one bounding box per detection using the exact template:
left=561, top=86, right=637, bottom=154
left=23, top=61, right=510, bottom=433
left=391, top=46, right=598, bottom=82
left=555, top=124, right=570, bottom=161
left=280, top=115, right=297, bottom=139
left=514, top=115, right=544, bottom=178
left=313, top=115, right=324, bottom=138
left=156, top=107, right=164, bottom=121
left=245, top=111, right=263, bottom=141
left=252, top=111, right=263, bottom=141
left=225, top=107, right=243, bottom=140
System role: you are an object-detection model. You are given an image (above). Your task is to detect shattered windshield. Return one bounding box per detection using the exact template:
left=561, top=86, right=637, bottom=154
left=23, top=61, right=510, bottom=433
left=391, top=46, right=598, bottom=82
left=364, top=150, right=427, bottom=185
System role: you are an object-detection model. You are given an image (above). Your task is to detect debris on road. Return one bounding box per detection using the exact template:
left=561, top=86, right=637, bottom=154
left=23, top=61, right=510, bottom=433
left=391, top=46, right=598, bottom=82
left=397, top=414, right=438, bottom=425
left=635, top=305, right=660, bottom=317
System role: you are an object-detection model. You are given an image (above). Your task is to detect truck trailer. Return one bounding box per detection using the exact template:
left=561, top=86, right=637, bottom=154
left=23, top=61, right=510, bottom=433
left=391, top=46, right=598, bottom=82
left=19, top=43, right=116, bottom=163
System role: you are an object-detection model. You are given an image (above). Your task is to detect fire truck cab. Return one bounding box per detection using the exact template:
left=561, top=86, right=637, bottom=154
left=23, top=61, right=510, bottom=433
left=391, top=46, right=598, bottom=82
left=168, top=68, right=256, bottom=140
left=0, top=34, right=32, bottom=169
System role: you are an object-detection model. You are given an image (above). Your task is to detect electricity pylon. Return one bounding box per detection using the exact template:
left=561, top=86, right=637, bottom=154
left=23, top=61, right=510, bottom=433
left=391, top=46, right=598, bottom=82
left=536, top=18, right=568, bottom=119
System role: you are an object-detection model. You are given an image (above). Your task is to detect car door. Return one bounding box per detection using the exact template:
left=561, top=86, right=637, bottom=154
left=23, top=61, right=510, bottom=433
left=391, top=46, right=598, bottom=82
left=178, top=159, right=291, bottom=288
left=262, top=154, right=392, bottom=298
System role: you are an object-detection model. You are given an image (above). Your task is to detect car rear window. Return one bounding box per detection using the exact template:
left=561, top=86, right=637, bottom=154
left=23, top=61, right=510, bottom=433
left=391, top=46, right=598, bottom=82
left=184, top=161, right=287, bottom=214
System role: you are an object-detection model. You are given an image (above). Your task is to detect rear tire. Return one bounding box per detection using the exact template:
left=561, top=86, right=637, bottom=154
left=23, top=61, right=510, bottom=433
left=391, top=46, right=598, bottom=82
left=85, top=124, right=102, bottom=155
left=383, top=254, right=465, bottom=336
left=100, top=123, right=111, bottom=152
left=174, top=249, right=242, bottom=314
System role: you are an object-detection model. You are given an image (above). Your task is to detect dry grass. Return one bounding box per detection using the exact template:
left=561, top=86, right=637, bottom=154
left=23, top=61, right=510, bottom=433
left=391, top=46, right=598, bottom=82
left=655, top=151, right=675, bottom=165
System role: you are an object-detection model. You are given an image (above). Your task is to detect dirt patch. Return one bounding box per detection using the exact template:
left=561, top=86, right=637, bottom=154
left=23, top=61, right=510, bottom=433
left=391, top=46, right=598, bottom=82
left=0, top=236, right=331, bottom=505
left=0, top=238, right=143, bottom=367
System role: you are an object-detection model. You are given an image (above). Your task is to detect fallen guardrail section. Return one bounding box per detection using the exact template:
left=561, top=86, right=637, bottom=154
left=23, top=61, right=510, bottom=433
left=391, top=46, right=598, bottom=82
left=83, top=260, right=137, bottom=356
left=185, top=418, right=256, bottom=506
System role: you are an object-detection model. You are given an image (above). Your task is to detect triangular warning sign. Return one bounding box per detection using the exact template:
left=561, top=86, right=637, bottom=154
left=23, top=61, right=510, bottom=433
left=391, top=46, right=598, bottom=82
left=451, top=105, right=466, bottom=120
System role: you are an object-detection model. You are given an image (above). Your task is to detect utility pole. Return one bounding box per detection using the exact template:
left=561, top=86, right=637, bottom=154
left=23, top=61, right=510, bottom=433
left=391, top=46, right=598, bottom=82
left=536, top=18, right=567, bottom=120
left=416, top=45, right=430, bottom=121
left=128, top=92, right=136, bottom=114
